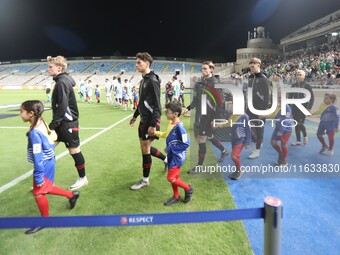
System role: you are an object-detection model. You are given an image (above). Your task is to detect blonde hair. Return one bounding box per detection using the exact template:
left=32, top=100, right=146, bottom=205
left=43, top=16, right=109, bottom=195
left=296, top=70, right=305, bottom=77
left=47, top=56, right=67, bottom=72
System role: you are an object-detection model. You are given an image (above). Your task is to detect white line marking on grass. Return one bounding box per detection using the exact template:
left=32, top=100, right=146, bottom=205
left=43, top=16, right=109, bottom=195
left=0, top=103, right=21, bottom=110
left=0, top=126, right=106, bottom=130
left=0, top=114, right=132, bottom=194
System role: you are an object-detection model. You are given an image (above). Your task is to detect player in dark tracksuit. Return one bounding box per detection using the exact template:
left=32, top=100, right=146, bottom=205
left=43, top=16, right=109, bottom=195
left=47, top=56, right=88, bottom=191
left=183, top=61, right=229, bottom=174
left=246, top=58, right=270, bottom=159
left=129, top=52, right=167, bottom=190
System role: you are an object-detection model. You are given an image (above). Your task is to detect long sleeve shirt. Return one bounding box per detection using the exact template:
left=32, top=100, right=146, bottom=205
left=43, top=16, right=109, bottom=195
left=274, top=104, right=293, bottom=134
left=49, top=73, right=79, bottom=130
left=161, top=122, right=190, bottom=169
left=27, top=123, right=55, bottom=185
left=320, top=104, right=339, bottom=131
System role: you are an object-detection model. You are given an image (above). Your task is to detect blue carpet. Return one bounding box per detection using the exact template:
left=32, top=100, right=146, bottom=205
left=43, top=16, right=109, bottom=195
left=212, top=121, right=340, bottom=255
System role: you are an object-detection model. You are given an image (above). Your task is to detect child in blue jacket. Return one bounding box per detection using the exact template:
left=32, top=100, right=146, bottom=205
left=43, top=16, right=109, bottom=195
left=20, top=100, right=80, bottom=234
left=155, top=102, right=193, bottom=206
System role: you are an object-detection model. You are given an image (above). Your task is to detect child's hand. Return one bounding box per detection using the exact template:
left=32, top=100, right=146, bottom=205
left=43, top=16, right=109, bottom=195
left=277, top=132, right=283, bottom=137
left=50, top=130, right=58, bottom=142
left=245, top=144, right=250, bottom=150
left=148, top=126, right=156, bottom=136
left=37, top=182, right=45, bottom=187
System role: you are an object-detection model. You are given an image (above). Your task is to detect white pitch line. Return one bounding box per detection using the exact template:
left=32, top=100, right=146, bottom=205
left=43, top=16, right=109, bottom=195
left=0, top=126, right=106, bottom=130
left=0, top=114, right=132, bottom=194
left=0, top=103, right=21, bottom=110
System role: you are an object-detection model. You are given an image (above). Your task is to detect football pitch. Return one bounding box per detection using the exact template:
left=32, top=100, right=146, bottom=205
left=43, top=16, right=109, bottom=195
left=0, top=90, right=253, bottom=255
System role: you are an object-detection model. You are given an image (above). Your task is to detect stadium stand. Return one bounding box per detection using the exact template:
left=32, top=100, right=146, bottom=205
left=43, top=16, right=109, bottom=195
left=111, top=61, right=136, bottom=73
left=0, top=58, right=205, bottom=88
left=81, top=61, right=116, bottom=73
left=0, top=64, right=40, bottom=74
left=68, top=62, right=92, bottom=73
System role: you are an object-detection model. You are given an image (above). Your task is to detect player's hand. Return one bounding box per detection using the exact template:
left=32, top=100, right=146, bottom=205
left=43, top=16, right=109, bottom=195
left=129, top=117, right=136, bottom=127
left=245, top=144, right=250, bottom=150
left=277, top=132, right=283, bottom=137
left=148, top=126, right=156, bottom=136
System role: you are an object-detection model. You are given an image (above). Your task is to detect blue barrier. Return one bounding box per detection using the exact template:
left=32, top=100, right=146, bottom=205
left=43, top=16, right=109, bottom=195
left=0, top=208, right=263, bottom=229
left=0, top=197, right=282, bottom=255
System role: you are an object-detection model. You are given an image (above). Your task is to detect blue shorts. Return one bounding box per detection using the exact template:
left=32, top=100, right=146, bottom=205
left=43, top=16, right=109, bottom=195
left=317, top=124, right=332, bottom=136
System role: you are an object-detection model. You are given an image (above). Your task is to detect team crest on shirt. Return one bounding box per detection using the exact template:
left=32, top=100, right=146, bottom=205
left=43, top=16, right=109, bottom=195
left=33, top=144, right=42, bottom=154
left=182, top=134, right=188, bottom=142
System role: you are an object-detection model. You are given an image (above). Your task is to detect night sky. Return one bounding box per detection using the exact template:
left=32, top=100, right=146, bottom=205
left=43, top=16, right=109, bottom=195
left=0, top=0, right=339, bottom=62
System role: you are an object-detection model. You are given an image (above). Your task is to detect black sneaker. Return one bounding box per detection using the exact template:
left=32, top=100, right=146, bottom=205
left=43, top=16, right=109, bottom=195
left=164, top=196, right=181, bottom=206
left=229, top=170, right=243, bottom=180
left=276, top=159, right=282, bottom=166
left=187, top=165, right=202, bottom=174
left=184, top=185, right=194, bottom=203
left=69, top=191, right=80, bottom=209
left=25, top=227, right=44, bottom=235
left=218, top=149, right=229, bottom=163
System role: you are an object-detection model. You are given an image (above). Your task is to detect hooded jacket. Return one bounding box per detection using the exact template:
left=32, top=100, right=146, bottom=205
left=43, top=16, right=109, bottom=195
left=247, top=72, right=271, bottom=111
left=49, top=73, right=79, bottom=130
left=187, top=75, right=220, bottom=113
left=133, top=71, right=161, bottom=127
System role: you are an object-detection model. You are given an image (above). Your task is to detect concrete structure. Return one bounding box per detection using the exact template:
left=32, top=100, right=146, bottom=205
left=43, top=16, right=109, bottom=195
left=280, top=9, right=340, bottom=54
left=235, top=26, right=281, bottom=72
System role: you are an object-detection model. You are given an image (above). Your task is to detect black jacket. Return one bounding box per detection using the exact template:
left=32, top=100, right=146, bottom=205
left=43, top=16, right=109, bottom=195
left=187, top=75, right=220, bottom=114
left=133, top=71, right=161, bottom=127
left=289, top=81, right=314, bottom=110
left=49, top=73, right=79, bottom=130
left=247, top=72, right=271, bottom=111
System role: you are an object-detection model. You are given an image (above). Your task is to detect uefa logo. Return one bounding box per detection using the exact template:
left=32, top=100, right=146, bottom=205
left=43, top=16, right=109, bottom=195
left=120, top=216, right=128, bottom=225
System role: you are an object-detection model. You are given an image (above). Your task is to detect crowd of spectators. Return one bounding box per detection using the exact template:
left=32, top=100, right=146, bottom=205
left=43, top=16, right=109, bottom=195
left=247, top=39, right=340, bottom=86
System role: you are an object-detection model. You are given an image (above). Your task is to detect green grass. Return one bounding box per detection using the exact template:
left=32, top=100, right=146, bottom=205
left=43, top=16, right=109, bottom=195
left=0, top=89, right=253, bottom=255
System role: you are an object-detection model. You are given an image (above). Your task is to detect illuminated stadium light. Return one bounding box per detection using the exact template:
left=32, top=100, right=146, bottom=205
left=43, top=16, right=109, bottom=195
left=331, top=32, right=338, bottom=36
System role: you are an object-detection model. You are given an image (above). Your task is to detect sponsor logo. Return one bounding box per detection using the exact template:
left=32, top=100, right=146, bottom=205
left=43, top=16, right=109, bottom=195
left=120, top=217, right=128, bottom=225
left=120, top=216, right=154, bottom=225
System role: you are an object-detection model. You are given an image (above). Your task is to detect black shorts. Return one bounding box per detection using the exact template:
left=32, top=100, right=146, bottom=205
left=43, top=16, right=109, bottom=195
left=138, top=118, right=160, bottom=141
left=55, top=120, right=80, bottom=148
left=197, top=115, right=213, bottom=137
left=291, top=105, right=307, bottom=123
left=292, top=111, right=306, bottom=123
